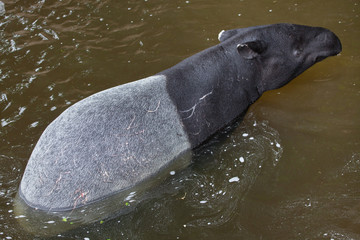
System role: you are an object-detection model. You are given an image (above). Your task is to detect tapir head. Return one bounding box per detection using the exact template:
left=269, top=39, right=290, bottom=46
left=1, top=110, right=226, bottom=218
left=219, top=23, right=342, bottom=94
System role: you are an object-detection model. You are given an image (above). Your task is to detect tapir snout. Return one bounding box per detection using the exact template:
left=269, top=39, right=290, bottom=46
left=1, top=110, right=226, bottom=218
left=309, top=29, right=342, bottom=63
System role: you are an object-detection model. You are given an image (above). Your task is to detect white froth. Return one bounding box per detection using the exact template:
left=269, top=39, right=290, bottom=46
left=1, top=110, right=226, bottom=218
left=229, top=177, right=239, bottom=182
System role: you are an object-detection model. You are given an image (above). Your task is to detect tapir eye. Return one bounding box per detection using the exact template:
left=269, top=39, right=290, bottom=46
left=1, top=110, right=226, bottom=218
left=293, top=48, right=303, bottom=57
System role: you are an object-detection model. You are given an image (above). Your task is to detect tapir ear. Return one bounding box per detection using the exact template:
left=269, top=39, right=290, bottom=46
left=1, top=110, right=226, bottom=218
left=237, top=40, right=267, bottom=59
left=218, top=29, right=238, bottom=42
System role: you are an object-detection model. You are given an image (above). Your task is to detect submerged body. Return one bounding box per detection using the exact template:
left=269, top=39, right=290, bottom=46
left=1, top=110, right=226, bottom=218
left=19, top=23, right=342, bottom=211
left=20, top=76, right=191, bottom=211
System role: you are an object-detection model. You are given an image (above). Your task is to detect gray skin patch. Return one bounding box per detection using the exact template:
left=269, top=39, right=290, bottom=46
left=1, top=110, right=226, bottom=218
left=20, top=75, right=190, bottom=211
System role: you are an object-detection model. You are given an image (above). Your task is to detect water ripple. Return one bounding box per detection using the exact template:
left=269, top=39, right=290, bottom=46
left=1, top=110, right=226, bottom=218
left=177, top=114, right=282, bottom=228
left=99, top=113, right=284, bottom=238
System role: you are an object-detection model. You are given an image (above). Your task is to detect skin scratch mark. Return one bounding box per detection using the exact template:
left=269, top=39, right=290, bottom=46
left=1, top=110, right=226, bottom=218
left=189, top=129, right=201, bottom=136
left=46, top=171, right=70, bottom=196
left=126, top=115, right=136, bottom=130
left=147, top=100, right=161, bottom=113
left=199, top=90, right=213, bottom=101
left=180, top=90, right=213, bottom=120
left=72, top=189, right=89, bottom=211
left=115, top=129, right=145, bottom=140
left=100, top=163, right=113, bottom=183
left=180, top=105, right=196, bottom=120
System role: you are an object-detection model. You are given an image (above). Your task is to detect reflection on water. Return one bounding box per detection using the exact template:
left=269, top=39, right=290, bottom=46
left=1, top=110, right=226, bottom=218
left=0, top=0, right=359, bottom=239
left=268, top=152, right=360, bottom=239
left=13, top=149, right=193, bottom=237
left=168, top=114, right=282, bottom=229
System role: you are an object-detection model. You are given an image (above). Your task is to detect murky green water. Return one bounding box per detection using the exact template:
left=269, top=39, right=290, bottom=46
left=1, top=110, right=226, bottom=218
left=0, top=0, right=359, bottom=239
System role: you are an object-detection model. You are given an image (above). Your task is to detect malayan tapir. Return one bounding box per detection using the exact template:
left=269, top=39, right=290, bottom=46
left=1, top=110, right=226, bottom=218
left=19, top=23, right=342, bottom=211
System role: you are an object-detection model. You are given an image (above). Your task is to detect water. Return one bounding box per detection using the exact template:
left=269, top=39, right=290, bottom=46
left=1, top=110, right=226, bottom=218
left=0, top=0, right=359, bottom=239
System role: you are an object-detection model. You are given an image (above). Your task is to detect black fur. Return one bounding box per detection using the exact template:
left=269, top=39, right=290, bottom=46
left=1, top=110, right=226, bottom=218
left=162, top=23, right=341, bottom=147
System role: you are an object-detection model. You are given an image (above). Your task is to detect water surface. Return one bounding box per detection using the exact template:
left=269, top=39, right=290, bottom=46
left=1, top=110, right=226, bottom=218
left=0, top=0, right=359, bottom=239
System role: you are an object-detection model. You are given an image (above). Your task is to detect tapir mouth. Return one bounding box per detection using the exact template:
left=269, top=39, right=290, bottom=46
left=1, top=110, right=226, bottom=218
left=314, top=55, right=327, bottom=63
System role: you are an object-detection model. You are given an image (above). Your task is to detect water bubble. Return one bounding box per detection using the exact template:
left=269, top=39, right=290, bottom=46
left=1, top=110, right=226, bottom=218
left=0, top=1, right=5, bottom=16
left=229, top=177, right=239, bottom=182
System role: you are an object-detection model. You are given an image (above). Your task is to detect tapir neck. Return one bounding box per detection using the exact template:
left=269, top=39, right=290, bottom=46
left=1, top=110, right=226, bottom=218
left=159, top=44, right=261, bottom=148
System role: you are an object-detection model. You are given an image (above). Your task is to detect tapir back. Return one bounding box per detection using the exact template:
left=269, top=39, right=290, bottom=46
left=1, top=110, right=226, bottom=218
left=19, top=75, right=190, bottom=211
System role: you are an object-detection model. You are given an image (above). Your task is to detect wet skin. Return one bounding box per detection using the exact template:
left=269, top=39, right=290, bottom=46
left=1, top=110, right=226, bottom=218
left=19, top=23, right=342, bottom=211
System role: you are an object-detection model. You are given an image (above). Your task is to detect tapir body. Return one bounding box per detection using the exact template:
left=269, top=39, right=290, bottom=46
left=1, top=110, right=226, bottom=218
left=19, top=23, right=342, bottom=211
